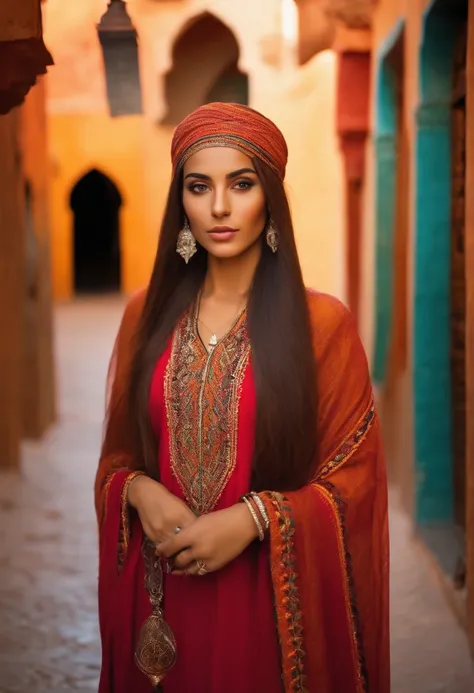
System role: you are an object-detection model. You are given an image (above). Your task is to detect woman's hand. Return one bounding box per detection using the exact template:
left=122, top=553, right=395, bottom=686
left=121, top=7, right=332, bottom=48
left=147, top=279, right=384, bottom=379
left=156, top=503, right=260, bottom=576
left=128, top=475, right=196, bottom=545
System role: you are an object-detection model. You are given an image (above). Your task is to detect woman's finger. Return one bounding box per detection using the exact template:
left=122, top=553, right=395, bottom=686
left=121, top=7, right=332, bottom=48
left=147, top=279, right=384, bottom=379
left=156, top=527, right=193, bottom=558
left=173, top=559, right=211, bottom=577
left=171, top=548, right=194, bottom=570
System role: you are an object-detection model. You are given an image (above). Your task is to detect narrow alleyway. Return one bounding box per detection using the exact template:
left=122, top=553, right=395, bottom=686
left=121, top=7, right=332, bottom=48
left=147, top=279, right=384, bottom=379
left=0, top=298, right=473, bottom=693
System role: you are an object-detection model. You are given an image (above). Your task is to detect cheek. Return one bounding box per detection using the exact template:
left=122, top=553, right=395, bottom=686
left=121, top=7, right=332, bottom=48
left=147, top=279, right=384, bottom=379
left=182, top=193, right=206, bottom=226
left=240, top=194, right=266, bottom=230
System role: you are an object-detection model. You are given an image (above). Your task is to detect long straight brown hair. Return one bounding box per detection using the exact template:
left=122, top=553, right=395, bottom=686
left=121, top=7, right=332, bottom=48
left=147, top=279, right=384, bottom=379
left=128, top=156, right=318, bottom=491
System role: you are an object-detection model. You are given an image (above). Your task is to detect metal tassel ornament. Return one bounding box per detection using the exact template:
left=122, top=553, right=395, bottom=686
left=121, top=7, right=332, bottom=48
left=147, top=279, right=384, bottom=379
left=176, top=217, right=197, bottom=264
left=135, top=538, right=177, bottom=688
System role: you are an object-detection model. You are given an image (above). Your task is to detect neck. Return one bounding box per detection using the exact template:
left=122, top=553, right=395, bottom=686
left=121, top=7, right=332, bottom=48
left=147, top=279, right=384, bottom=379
left=202, top=242, right=261, bottom=301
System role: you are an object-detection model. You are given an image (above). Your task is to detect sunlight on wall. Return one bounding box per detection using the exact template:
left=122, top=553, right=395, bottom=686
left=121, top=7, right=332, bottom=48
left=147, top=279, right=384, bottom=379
left=281, top=0, right=298, bottom=42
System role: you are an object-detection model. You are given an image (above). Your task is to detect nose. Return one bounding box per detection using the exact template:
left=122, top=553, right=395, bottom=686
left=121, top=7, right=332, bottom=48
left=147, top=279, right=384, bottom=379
left=211, top=185, right=231, bottom=219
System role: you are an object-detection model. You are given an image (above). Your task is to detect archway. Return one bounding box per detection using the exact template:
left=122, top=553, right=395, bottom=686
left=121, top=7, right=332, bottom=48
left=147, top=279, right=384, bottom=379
left=162, top=12, right=249, bottom=126
left=70, top=169, right=122, bottom=294
left=414, top=0, right=468, bottom=531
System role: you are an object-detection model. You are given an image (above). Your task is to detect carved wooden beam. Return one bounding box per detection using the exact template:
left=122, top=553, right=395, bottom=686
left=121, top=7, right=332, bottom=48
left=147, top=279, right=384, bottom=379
left=0, top=0, right=53, bottom=115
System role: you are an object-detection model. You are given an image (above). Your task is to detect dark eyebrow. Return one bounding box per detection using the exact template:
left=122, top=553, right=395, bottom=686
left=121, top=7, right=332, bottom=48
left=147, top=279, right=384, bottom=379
left=184, top=167, right=257, bottom=181
left=226, top=168, right=257, bottom=178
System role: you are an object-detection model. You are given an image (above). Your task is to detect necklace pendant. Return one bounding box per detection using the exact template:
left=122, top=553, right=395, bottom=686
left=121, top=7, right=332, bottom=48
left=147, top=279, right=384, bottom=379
left=209, top=334, right=218, bottom=348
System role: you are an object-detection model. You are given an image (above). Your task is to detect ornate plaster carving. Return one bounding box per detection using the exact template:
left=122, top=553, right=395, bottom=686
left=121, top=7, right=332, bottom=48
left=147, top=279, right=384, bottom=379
left=322, top=0, right=373, bottom=29
left=294, top=0, right=373, bottom=63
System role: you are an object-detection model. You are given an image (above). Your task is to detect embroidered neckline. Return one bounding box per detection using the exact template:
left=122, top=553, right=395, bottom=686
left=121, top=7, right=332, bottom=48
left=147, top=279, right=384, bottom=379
left=164, top=306, right=251, bottom=515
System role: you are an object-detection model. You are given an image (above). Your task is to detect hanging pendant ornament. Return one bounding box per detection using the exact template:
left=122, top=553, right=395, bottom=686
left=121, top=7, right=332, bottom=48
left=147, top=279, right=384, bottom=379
left=266, top=219, right=279, bottom=253
left=176, top=218, right=197, bottom=264
left=209, top=334, right=218, bottom=349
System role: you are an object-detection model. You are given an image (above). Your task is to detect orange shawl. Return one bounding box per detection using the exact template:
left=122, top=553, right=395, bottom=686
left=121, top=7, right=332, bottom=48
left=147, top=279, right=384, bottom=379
left=95, top=288, right=390, bottom=693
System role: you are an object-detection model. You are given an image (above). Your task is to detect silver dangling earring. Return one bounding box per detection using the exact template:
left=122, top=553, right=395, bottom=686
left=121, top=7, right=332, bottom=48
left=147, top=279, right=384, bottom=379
left=266, top=219, right=279, bottom=253
left=176, top=217, right=197, bottom=264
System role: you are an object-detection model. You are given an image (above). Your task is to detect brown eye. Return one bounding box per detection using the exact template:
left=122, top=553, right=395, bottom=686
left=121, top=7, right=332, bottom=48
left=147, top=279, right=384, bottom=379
left=188, top=183, right=208, bottom=193
left=234, top=180, right=254, bottom=190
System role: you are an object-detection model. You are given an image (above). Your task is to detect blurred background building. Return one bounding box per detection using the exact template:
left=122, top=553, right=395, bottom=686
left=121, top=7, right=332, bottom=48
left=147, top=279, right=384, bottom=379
left=0, top=0, right=473, bottom=671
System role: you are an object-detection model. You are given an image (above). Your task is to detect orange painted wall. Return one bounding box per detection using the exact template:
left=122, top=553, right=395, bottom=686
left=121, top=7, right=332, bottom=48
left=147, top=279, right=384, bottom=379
left=48, top=114, right=151, bottom=298
left=44, top=0, right=154, bottom=299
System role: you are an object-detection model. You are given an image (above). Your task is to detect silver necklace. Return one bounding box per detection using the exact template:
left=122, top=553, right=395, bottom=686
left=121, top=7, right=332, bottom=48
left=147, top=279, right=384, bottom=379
left=198, top=304, right=246, bottom=350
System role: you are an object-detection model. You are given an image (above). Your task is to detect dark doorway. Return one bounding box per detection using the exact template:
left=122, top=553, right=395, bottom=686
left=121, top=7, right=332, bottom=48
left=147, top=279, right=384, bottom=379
left=206, top=62, right=249, bottom=105
left=70, top=169, right=122, bottom=294
left=450, top=21, right=467, bottom=531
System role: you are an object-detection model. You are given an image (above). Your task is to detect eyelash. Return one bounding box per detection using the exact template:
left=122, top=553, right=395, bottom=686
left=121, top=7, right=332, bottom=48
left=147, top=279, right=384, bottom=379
left=187, top=179, right=255, bottom=194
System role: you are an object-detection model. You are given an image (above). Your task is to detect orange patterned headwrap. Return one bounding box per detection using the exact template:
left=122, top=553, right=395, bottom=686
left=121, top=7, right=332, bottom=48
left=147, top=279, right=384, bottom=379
left=171, top=102, right=288, bottom=180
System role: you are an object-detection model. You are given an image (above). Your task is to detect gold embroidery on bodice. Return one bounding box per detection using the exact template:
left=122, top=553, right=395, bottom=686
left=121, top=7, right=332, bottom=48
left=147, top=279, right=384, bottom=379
left=164, top=305, right=250, bottom=515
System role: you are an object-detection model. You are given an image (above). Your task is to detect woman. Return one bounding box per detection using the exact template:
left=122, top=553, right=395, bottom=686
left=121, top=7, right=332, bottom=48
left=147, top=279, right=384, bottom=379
left=95, top=103, right=389, bottom=693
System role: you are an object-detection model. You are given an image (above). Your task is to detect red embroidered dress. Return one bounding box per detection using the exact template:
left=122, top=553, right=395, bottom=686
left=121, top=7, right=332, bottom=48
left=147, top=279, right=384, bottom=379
left=96, top=290, right=390, bottom=693
left=98, top=304, right=282, bottom=693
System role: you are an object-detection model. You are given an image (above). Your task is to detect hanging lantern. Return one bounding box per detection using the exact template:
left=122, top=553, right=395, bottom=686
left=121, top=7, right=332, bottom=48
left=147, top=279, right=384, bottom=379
left=97, top=0, right=143, bottom=117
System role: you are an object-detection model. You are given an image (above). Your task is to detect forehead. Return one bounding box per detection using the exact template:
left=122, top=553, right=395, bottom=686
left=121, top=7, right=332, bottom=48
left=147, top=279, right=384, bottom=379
left=183, top=146, right=255, bottom=176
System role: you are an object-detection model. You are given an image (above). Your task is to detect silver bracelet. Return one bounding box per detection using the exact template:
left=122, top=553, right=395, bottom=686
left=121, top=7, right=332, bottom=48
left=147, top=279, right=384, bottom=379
left=250, top=492, right=270, bottom=530
left=241, top=496, right=265, bottom=541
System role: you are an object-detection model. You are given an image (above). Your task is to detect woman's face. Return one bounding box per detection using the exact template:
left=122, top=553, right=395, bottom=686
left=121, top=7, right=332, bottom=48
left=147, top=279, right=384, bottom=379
left=182, top=147, right=267, bottom=260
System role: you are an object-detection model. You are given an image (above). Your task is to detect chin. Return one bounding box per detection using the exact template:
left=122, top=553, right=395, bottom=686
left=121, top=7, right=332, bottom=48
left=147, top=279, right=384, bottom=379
left=204, top=237, right=263, bottom=261
left=205, top=243, right=249, bottom=260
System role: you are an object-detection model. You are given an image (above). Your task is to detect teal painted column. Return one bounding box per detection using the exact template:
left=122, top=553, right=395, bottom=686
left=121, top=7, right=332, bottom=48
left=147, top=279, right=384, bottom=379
left=411, top=0, right=464, bottom=525
left=414, top=103, right=454, bottom=523
left=371, top=20, right=404, bottom=385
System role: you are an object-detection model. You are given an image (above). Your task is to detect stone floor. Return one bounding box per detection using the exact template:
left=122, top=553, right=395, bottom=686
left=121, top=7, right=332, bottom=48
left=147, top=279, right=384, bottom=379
left=0, top=297, right=473, bottom=693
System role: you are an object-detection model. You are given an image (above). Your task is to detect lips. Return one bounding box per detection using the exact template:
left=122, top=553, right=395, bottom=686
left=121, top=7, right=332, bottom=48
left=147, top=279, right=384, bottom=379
left=207, top=226, right=239, bottom=242
left=208, top=226, right=239, bottom=234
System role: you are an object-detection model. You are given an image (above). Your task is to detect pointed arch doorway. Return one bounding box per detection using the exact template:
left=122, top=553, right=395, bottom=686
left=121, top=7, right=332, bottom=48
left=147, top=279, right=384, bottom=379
left=162, top=12, right=249, bottom=126
left=70, top=169, right=122, bottom=294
